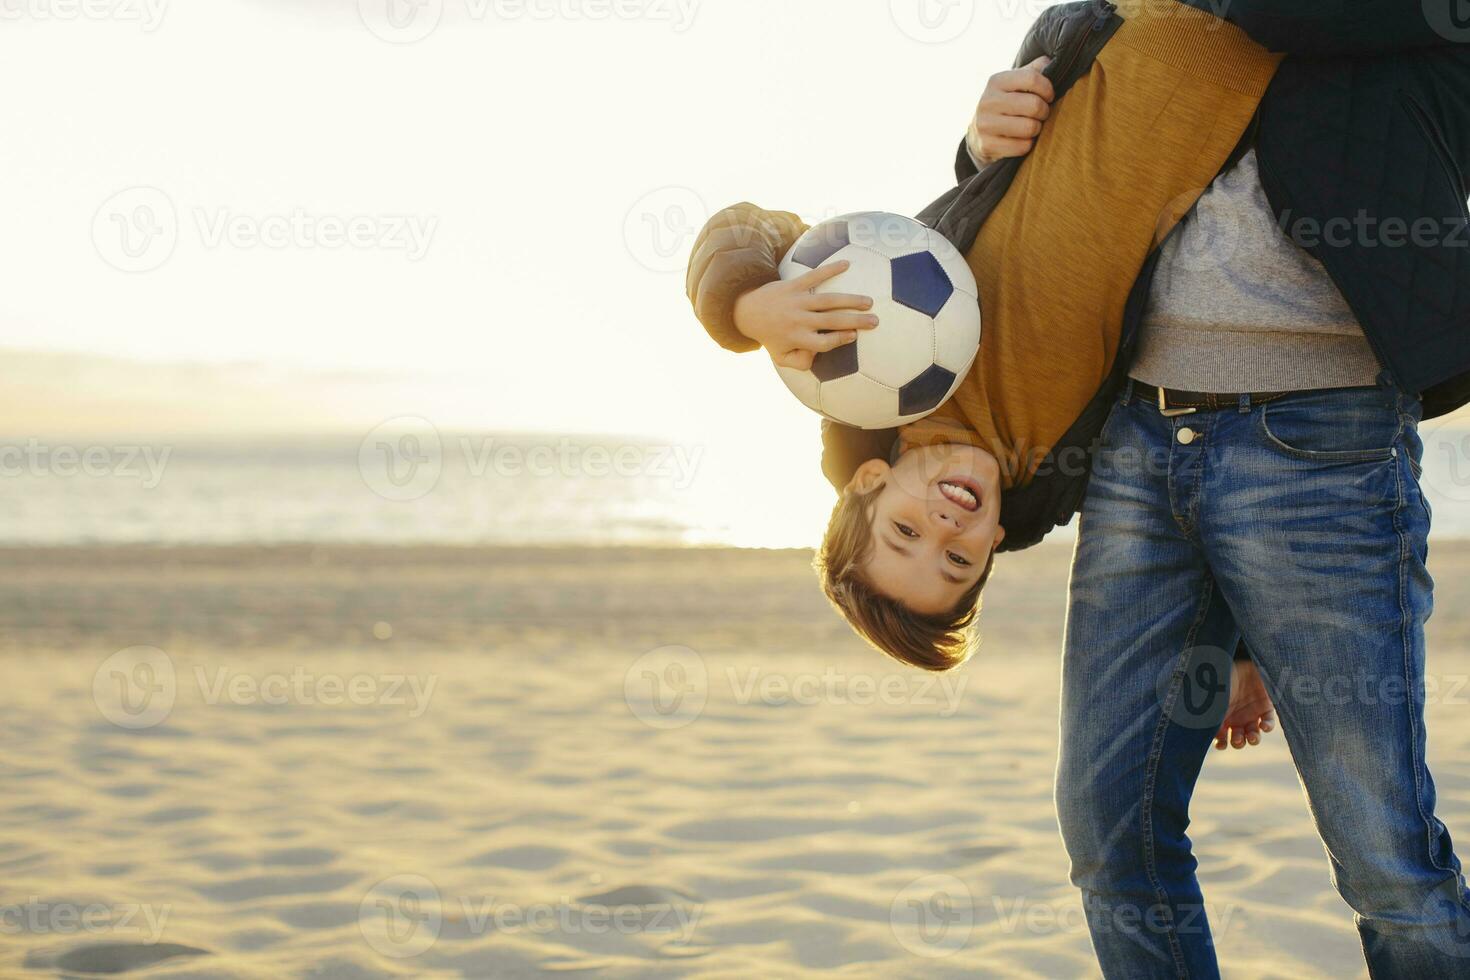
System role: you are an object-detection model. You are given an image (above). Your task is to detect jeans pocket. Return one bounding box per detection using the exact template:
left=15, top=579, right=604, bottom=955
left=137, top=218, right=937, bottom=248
left=1399, top=420, right=1433, bottom=525
left=1097, top=400, right=1130, bottom=453
left=1259, top=390, right=1402, bottom=463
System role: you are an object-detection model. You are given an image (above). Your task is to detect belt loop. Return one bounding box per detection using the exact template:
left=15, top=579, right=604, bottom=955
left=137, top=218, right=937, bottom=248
left=1238, top=392, right=1251, bottom=414
left=1122, top=379, right=1135, bottom=407
left=1376, top=369, right=1402, bottom=413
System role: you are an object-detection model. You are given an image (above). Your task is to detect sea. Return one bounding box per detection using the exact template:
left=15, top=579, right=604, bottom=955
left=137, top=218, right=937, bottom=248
left=2, top=425, right=1469, bottom=548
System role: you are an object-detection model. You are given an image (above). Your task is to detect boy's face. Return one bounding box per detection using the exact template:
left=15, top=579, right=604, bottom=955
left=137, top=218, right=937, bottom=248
left=848, top=444, right=1005, bottom=616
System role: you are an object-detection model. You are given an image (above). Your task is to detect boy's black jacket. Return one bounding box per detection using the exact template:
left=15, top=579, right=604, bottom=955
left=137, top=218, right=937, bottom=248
left=823, top=0, right=1470, bottom=553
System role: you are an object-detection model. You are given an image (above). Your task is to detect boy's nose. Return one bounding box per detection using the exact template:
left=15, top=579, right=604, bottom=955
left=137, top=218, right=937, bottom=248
left=930, top=508, right=963, bottom=532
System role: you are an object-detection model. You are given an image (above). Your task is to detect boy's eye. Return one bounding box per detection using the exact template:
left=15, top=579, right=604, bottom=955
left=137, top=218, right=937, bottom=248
left=948, top=552, right=971, bottom=567
left=894, top=522, right=918, bottom=539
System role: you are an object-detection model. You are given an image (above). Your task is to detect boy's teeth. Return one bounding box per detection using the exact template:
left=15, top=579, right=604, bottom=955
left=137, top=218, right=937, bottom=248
left=939, top=481, right=978, bottom=511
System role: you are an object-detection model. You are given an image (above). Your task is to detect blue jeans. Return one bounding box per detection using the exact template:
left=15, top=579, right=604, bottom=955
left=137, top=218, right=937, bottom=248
left=1059, top=374, right=1470, bottom=978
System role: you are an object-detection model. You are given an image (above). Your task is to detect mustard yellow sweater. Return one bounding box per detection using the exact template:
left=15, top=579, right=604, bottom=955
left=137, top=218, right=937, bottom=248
left=900, top=4, right=1281, bottom=487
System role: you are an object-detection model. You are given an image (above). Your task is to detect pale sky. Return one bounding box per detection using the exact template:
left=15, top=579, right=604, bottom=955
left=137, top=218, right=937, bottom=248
left=0, top=0, right=1053, bottom=544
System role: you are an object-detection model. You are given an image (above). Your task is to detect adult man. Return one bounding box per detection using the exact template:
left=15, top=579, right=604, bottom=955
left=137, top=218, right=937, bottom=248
left=969, top=1, right=1470, bottom=975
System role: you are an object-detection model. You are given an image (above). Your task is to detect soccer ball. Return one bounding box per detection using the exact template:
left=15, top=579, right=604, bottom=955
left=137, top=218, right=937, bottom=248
left=775, top=212, right=981, bottom=430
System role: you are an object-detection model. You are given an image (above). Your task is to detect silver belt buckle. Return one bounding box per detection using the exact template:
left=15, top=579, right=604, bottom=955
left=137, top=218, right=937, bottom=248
left=1158, top=387, right=1198, bottom=418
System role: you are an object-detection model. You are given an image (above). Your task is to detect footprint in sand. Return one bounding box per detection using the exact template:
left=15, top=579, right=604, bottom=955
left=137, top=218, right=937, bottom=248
left=273, top=901, right=362, bottom=931
left=89, top=863, right=135, bottom=877
left=25, top=942, right=208, bottom=975
left=949, top=843, right=1010, bottom=864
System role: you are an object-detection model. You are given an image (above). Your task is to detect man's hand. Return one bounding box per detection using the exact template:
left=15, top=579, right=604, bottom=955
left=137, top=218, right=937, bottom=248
left=733, top=260, right=878, bottom=371
left=1214, top=658, right=1278, bottom=751
left=967, top=56, right=1055, bottom=167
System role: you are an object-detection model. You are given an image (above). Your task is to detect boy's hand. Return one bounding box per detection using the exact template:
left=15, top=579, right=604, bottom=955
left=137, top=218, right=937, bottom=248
left=733, top=260, right=878, bottom=371
left=1214, top=658, right=1278, bottom=751
left=967, top=56, right=1054, bottom=167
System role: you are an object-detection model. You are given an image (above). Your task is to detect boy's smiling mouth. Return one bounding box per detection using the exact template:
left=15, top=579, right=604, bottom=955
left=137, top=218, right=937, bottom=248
left=937, top=479, right=981, bottom=513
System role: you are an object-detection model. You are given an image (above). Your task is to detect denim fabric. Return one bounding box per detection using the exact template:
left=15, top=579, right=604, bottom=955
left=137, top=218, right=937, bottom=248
left=1059, top=373, right=1470, bottom=978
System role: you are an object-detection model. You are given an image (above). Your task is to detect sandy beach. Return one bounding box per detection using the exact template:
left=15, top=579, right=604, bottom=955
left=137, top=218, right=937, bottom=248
left=3, top=541, right=1470, bottom=978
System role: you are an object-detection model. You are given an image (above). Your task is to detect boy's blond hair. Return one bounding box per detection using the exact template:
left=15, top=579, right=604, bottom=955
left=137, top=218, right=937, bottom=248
left=814, top=485, right=994, bottom=672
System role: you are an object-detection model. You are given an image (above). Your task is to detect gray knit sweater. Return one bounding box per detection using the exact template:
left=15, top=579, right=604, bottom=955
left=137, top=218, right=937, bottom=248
left=1130, top=150, right=1383, bottom=393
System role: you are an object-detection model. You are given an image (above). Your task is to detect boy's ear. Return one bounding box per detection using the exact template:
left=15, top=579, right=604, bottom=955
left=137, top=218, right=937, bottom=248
left=846, top=459, right=890, bottom=495
left=994, top=525, right=1006, bottom=550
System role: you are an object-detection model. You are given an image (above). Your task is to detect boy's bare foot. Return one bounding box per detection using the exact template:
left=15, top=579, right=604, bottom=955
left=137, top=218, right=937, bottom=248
left=1214, top=658, right=1277, bottom=751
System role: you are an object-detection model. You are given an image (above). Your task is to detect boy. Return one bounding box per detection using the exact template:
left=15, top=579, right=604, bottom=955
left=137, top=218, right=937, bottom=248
left=688, top=1, right=1279, bottom=672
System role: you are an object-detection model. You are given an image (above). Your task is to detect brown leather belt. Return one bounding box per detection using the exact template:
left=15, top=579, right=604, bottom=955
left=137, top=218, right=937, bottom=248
left=1132, top=382, right=1291, bottom=418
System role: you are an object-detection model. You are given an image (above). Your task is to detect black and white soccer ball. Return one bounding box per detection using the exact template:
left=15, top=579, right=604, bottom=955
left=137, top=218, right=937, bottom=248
left=775, top=211, right=981, bottom=430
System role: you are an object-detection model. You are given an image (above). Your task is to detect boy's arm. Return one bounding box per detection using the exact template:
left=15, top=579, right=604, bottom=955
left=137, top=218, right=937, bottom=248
left=686, top=203, right=879, bottom=367
left=959, top=57, right=1055, bottom=180
left=1172, top=0, right=1464, bottom=56
left=686, top=203, right=809, bottom=353
left=956, top=1, right=1073, bottom=181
